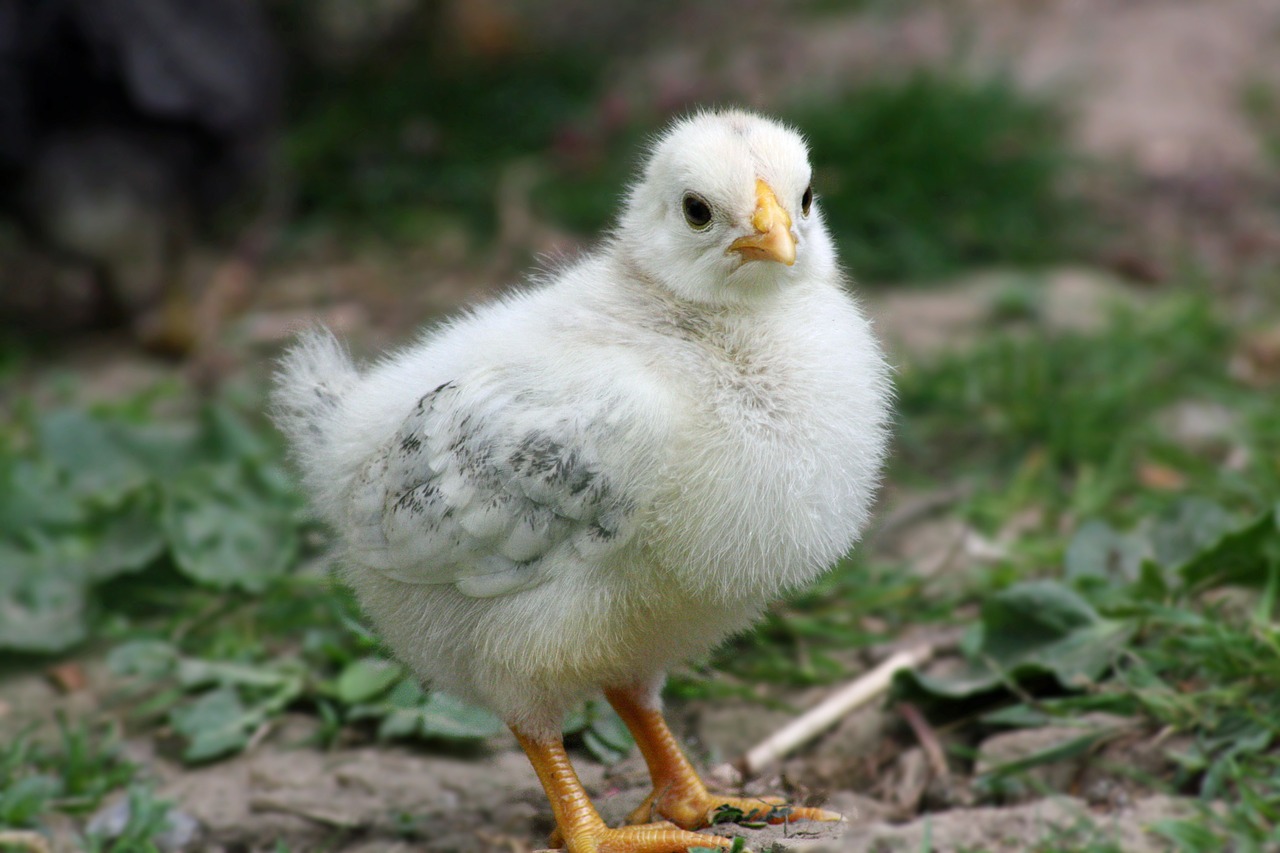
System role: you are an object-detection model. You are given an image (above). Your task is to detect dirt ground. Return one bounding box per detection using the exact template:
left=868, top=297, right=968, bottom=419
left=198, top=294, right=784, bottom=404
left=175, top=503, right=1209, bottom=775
left=3, top=1, right=1278, bottom=851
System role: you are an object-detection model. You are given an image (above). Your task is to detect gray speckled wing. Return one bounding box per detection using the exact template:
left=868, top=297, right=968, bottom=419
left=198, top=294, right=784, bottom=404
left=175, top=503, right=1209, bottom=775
left=345, top=381, right=635, bottom=597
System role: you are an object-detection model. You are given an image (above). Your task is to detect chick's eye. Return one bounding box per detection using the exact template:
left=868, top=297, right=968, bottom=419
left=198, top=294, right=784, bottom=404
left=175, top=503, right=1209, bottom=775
left=682, top=193, right=713, bottom=230
left=801, top=184, right=813, bottom=217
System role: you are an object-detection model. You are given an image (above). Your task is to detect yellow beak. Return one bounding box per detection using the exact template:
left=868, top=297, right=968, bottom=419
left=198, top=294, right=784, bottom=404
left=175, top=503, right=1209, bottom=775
left=727, top=179, right=796, bottom=266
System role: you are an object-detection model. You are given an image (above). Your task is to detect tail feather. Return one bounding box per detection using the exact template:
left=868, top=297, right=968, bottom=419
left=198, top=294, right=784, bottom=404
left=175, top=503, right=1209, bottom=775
left=270, top=327, right=360, bottom=514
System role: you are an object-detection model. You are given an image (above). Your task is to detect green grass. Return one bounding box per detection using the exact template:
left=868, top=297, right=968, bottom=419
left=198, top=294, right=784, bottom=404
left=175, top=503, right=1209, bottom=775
left=791, top=71, right=1083, bottom=282
left=285, top=58, right=1088, bottom=281
left=0, top=717, right=136, bottom=831
left=286, top=49, right=611, bottom=244
left=894, top=295, right=1272, bottom=524
left=81, top=784, right=180, bottom=853
left=946, top=502, right=1280, bottom=849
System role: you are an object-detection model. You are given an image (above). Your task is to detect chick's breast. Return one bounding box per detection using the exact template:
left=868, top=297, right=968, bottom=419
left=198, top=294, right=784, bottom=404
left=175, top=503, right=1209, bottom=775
left=642, top=281, right=891, bottom=603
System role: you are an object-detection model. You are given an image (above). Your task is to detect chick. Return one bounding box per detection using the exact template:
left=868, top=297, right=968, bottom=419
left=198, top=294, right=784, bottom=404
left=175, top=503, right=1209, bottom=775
left=272, top=109, right=891, bottom=852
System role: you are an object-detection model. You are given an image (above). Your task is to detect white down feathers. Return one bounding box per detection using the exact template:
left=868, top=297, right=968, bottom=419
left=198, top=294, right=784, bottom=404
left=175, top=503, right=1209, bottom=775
left=272, top=109, right=892, bottom=736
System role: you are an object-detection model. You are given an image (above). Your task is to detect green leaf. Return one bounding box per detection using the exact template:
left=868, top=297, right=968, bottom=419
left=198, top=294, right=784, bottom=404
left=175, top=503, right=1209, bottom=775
left=0, top=545, right=87, bottom=652
left=1150, top=498, right=1234, bottom=569
left=1129, top=559, right=1171, bottom=604
left=0, top=458, right=84, bottom=536
left=0, top=398, right=307, bottom=655
left=108, top=640, right=179, bottom=680
left=1178, top=504, right=1280, bottom=590
left=162, top=465, right=297, bottom=592
left=175, top=658, right=301, bottom=691
left=583, top=703, right=633, bottom=764
left=900, top=580, right=1133, bottom=699
left=364, top=684, right=503, bottom=742
left=412, top=693, right=504, bottom=739
left=198, top=404, right=273, bottom=463
left=376, top=710, right=419, bottom=740
left=169, top=688, right=256, bottom=762
left=81, top=490, right=166, bottom=581
left=582, top=730, right=626, bottom=765
left=982, top=582, right=1124, bottom=672
left=1064, top=519, right=1147, bottom=585
left=36, top=408, right=151, bottom=503
left=588, top=706, right=632, bottom=752
left=561, top=704, right=590, bottom=735
left=335, top=657, right=404, bottom=704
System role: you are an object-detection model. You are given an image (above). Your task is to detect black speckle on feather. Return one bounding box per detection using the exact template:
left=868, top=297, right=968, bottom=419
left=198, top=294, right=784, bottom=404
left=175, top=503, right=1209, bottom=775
left=301, top=383, right=343, bottom=438
left=415, top=381, right=456, bottom=415
left=563, top=464, right=594, bottom=496
left=511, top=434, right=586, bottom=483
left=587, top=521, right=617, bottom=542
left=452, top=431, right=502, bottom=491
left=371, top=380, right=639, bottom=573
left=392, top=482, right=444, bottom=518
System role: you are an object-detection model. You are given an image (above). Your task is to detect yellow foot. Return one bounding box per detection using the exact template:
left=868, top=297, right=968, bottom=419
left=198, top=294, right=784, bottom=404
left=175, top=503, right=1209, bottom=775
left=512, top=725, right=737, bottom=853
left=627, top=789, right=841, bottom=831
left=553, top=822, right=735, bottom=853
left=604, top=683, right=840, bottom=833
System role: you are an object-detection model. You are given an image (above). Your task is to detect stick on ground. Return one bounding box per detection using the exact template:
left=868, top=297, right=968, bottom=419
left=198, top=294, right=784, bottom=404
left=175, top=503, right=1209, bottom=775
left=711, top=644, right=936, bottom=785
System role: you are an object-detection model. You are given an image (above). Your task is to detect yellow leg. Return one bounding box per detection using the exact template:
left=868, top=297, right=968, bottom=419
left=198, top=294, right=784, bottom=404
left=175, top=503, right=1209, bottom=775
left=603, top=685, right=842, bottom=830
left=512, top=726, right=734, bottom=853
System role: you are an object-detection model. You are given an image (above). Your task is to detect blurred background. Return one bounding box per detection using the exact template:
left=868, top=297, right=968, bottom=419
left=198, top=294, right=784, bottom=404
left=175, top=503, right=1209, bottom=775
left=2, top=1, right=1279, bottom=851
left=2, top=0, right=1275, bottom=362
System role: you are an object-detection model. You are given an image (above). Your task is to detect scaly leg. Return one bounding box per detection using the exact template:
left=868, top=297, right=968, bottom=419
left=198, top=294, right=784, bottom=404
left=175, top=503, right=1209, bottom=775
left=512, top=726, right=735, bottom=853
left=603, top=685, right=841, bottom=830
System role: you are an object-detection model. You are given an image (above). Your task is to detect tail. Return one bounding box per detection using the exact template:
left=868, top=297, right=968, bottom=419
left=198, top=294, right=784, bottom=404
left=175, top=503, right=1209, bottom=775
left=270, top=327, right=361, bottom=517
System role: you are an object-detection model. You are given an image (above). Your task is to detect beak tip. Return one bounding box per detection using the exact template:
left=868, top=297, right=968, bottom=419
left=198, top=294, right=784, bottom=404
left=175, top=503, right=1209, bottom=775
left=727, top=178, right=798, bottom=267
left=728, top=226, right=797, bottom=266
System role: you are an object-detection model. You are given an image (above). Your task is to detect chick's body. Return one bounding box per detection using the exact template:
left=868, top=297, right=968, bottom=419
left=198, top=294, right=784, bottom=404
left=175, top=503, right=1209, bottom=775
left=274, top=110, right=890, bottom=849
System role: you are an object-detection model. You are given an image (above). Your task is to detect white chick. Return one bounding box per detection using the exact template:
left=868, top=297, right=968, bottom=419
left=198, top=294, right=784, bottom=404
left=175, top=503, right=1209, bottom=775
left=272, top=109, right=891, bottom=852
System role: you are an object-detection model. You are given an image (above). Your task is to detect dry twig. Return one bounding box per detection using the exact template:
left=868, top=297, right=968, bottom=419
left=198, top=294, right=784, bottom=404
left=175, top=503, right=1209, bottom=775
left=710, top=644, right=936, bottom=786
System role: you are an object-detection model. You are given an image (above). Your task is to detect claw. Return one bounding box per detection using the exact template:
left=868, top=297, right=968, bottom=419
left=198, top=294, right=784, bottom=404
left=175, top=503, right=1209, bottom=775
left=604, top=685, right=842, bottom=833
left=515, top=727, right=740, bottom=853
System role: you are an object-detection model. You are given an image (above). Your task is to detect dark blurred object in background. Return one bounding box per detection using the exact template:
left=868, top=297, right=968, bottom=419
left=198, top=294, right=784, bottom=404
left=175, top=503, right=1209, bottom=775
left=0, top=0, right=280, bottom=353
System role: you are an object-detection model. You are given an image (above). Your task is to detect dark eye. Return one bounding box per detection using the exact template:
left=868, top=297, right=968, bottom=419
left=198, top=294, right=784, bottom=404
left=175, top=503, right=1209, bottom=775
left=682, top=193, right=713, bottom=230
left=801, top=184, right=813, bottom=217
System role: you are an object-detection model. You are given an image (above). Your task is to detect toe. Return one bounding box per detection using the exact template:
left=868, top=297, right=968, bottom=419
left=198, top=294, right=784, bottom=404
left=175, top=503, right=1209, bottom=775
left=585, top=824, right=738, bottom=853
left=704, top=797, right=842, bottom=828
left=788, top=806, right=843, bottom=823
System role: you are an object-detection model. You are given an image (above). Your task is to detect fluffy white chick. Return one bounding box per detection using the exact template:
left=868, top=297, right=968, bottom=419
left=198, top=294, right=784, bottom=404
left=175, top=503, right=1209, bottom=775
left=272, top=109, right=891, bottom=853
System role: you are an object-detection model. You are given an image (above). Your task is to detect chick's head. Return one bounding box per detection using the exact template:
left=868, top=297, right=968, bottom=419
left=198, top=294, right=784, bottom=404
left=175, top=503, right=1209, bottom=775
left=616, top=109, right=834, bottom=306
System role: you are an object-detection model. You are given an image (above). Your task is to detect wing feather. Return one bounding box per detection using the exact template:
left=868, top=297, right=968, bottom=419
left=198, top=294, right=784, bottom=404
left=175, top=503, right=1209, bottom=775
left=344, top=380, right=634, bottom=597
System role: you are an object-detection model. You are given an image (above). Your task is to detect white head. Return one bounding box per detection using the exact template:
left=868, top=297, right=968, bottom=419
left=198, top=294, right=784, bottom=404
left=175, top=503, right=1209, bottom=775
left=616, top=109, right=836, bottom=306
